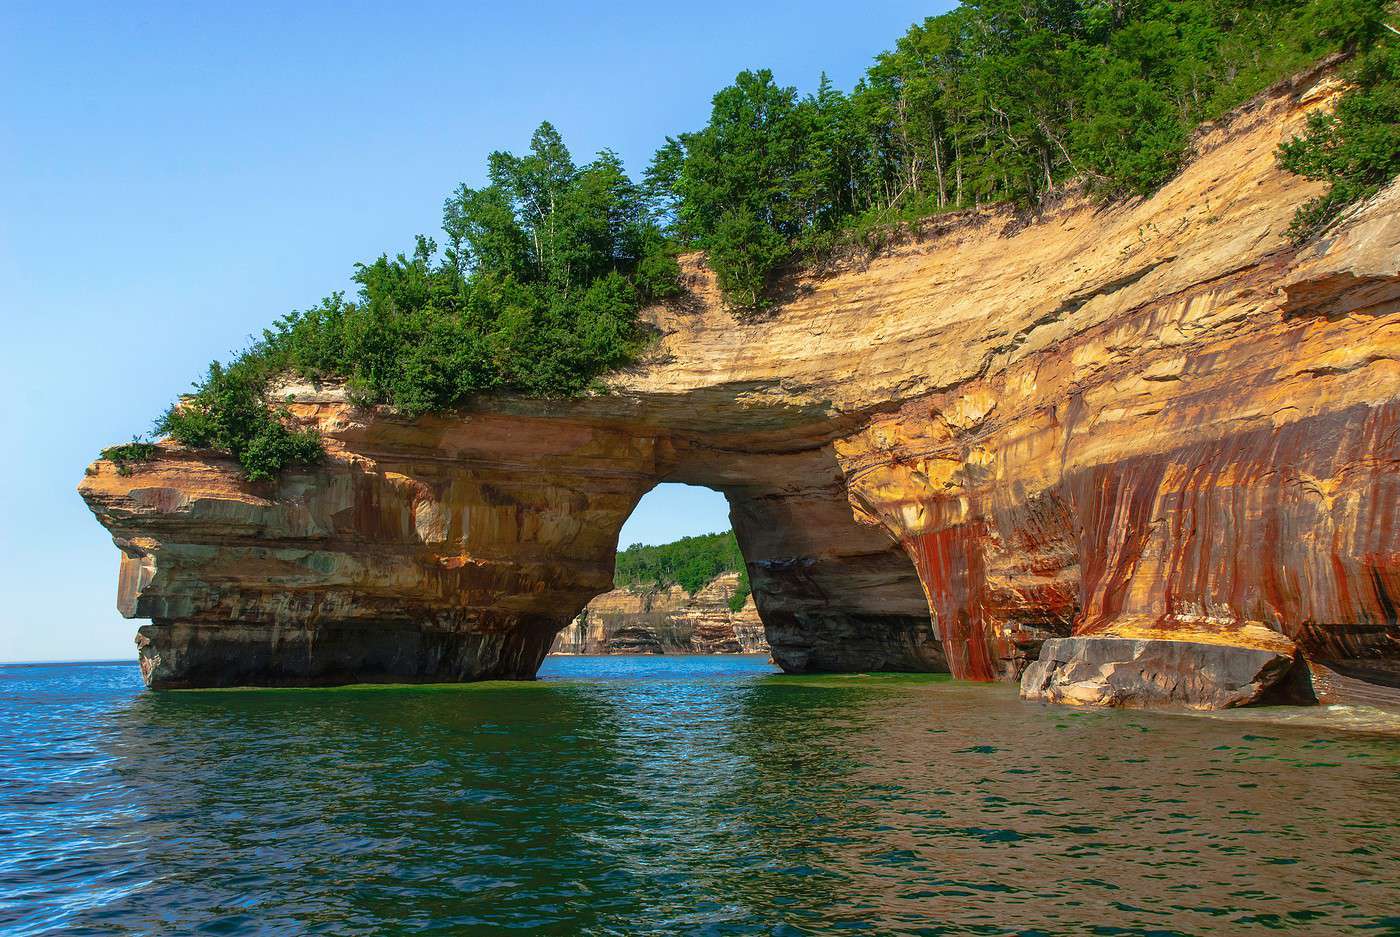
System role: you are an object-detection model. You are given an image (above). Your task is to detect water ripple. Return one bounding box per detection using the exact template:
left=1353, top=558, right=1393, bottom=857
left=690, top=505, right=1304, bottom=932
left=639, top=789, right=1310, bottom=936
left=0, top=658, right=1396, bottom=935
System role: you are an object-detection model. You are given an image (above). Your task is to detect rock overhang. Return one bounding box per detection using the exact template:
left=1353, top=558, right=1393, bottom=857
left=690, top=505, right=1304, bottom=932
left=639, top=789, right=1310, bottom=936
left=80, top=73, right=1400, bottom=706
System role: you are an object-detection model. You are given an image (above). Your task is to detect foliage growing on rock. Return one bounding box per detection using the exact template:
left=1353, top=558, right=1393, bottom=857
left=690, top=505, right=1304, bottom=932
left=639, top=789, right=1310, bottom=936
left=123, top=1, right=1394, bottom=478
left=1278, top=43, right=1400, bottom=244
left=155, top=124, right=678, bottom=479
left=99, top=440, right=159, bottom=476
left=156, top=363, right=323, bottom=482
left=649, top=0, right=1394, bottom=310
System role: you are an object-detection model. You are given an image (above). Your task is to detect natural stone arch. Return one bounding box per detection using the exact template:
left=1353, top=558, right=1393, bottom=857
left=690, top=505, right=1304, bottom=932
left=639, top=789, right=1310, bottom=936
left=655, top=441, right=943, bottom=674
left=82, top=390, right=948, bottom=688
left=79, top=84, right=1400, bottom=705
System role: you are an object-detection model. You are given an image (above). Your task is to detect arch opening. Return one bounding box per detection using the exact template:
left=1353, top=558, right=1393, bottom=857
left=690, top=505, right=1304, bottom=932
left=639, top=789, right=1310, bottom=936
left=551, top=438, right=950, bottom=676
left=550, top=483, right=762, bottom=657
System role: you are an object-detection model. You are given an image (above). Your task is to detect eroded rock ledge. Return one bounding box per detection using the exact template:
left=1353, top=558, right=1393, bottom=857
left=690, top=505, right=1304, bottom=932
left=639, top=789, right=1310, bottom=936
left=80, top=74, right=1399, bottom=706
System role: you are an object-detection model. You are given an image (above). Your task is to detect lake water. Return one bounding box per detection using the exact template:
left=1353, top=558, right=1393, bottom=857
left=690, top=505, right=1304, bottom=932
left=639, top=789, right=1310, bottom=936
left=1, top=655, right=1398, bottom=935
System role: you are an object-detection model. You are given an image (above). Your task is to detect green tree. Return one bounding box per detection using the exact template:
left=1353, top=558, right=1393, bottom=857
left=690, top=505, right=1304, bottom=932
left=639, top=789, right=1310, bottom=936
left=614, top=530, right=749, bottom=597
left=1278, top=43, right=1400, bottom=243
left=669, top=69, right=812, bottom=310
left=150, top=122, right=678, bottom=479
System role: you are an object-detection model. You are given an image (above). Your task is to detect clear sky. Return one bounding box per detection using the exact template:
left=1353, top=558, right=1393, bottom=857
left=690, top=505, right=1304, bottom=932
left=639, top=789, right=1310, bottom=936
left=0, top=0, right=948, bottom=662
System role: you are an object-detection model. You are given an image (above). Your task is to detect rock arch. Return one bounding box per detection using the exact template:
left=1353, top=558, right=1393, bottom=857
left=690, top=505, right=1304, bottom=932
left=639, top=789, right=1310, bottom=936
left=80, top=82, right=1400, bottom=704
left=81, top=391, right=950, bottom=689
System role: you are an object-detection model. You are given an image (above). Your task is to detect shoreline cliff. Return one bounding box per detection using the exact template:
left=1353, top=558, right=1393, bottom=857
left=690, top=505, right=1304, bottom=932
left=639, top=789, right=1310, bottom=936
left=80, top=70, right=1400, bottom=708
left=551, top=571, right=769, bottom=656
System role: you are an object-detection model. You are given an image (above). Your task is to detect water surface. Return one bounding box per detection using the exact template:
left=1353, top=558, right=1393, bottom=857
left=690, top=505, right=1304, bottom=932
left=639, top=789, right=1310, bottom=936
left=1, top=656, right=1397, bottom=935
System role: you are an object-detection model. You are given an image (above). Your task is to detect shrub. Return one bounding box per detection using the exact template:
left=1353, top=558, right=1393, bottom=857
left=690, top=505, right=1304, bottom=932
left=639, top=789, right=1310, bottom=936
left=99, top=440, right=159, bottom=476
left=727, top=574, right=751, bottom=613
left=707, top=208, right=789, bottom=313
left=155, top=362, right=323, bottom=482
left=1278, top=45, right=1400, bottom=244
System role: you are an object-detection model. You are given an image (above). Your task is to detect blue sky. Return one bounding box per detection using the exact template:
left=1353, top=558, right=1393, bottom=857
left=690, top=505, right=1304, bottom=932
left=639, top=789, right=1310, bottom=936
left=0, top=0, right=948, bottom=662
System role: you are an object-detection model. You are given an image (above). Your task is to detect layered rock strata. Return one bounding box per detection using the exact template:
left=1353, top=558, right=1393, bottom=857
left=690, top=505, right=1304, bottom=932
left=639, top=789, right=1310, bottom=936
left=81, top=68, right=1399, bottom=705
left=550, top=571, right=768, bottom=655
left=1020, top=636, right=1314, bottom=709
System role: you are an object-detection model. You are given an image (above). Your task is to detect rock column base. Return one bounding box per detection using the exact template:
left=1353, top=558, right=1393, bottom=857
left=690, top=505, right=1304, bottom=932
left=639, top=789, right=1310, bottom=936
left=136, top=619, right=558, bottom=689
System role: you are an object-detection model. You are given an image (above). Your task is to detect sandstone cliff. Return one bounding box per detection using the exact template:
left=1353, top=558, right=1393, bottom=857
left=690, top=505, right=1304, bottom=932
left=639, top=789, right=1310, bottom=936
left=551, top=571, right=768, bottom=655
left=81, top=68, right=1399, bottom=706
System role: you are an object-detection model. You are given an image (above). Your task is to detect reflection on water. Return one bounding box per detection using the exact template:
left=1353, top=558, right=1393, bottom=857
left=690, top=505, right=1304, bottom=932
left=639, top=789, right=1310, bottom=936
left=0, top=657, right=1397, bottom=935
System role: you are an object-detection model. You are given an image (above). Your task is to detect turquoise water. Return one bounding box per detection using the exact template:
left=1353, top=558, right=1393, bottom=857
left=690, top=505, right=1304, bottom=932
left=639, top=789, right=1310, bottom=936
left=1, top=655, right=1397, bottom=936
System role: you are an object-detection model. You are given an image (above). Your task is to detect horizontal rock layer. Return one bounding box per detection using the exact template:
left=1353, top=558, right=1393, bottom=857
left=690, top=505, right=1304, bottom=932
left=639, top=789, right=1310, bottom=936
left=81, top=69, right=1399, bottom=705
left=551, top=571, right=769, bottom=655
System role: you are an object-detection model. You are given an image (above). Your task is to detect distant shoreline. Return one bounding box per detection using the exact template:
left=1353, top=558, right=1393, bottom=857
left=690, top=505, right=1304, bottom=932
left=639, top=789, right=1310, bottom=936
left=2, top=654, right=772, bottom=665
left=0, top=658, right=138, bottom=667
left=0, top=649, right=778, bottom=663
left=547, top=651, right=771, bottom=658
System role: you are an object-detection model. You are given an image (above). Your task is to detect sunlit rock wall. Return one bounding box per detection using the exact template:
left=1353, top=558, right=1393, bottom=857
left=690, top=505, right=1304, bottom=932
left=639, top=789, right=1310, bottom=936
left=550, top=571, right=768, bottom=655
left=81, top=67, right=1399, bottom=704
left=80, top=411, right=658, bottom=687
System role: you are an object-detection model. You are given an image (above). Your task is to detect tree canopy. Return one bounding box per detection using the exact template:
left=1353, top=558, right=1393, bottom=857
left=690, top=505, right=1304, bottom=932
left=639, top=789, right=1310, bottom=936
left=649, top=0, right=1396, bottom=310
left=155, top=124, right=679, bottom=479
left=614, top=530, right=750, bottom=611
left=115, top=0, right=1399, bottom=480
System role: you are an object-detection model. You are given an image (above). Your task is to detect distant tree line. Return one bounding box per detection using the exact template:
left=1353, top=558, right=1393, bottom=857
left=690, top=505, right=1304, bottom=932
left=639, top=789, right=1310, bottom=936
left=614, top=531, right=750, bottom=612
left=111, top=0, right=1398, bottom=480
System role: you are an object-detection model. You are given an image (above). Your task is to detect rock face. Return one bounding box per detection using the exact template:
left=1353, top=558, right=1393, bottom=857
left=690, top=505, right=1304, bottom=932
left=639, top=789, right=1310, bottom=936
left=1020, top=636, right=1312, bottom=709
left=550, top=571, right=769, bottom=655
left=80, top=69, right=1399, bottom=705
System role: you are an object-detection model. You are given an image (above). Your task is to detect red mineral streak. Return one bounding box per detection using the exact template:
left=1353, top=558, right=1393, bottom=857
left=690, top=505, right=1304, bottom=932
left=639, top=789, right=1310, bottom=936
left=1069, top=459, right=1167, bottom=636
left=904, top=524, right=1000, bottom=681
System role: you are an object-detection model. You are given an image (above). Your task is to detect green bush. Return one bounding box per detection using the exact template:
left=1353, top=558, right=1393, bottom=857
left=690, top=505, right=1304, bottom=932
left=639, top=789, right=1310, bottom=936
left=99, top=440, right=159, bottom=476
left=707, top=208, right=789, bottom=312
left=727, top=575, right=751, bottom=613
left=155, top=362, right=323, bottom=482
left=1278, top=44, right=1400, bottom=244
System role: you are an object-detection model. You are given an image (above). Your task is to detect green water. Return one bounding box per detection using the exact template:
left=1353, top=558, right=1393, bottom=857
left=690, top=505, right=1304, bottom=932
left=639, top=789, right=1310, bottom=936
left=2, top=655, right=1398, bottom=935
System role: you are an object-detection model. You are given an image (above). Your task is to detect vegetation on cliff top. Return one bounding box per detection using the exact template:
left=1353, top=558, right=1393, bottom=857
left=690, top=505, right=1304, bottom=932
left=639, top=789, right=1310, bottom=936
left=130, top=0, right=1398, bottom=479
left=98, top=441, right=159, bottom=477
left=154, top=124, right=679, bottom=479
left=651, top=0, right=1398, bottom=308
left=615, top=531, right=750, bottom=612
left=1277, top=42, right=1400, bottom=243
